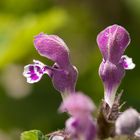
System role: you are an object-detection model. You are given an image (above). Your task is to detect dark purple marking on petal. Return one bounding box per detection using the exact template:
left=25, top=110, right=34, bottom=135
left=29, top=65, right=35, bottom=74
left=30, top=74, right=39, bottom=81
left=121, top=59, right=128, bottom=68
left=35, top=65, right=43, bottom=74
left=71, top=118, right=79, bottom=128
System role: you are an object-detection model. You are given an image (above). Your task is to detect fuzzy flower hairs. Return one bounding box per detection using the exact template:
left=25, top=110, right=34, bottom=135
left=97, top=24, right=135, bottom=108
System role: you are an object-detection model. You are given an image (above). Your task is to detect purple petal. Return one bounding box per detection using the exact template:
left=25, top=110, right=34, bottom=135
left=51, top=64, right=78, bottom=93
left=59, top=92, right=95, bottom=116
left=99, top=60, right=125, bottom=107
left=66, top=116, right=96, bottom=140
left=34, top=33, right=70, bottom=68
left=97, top=24, right=130, bottom=64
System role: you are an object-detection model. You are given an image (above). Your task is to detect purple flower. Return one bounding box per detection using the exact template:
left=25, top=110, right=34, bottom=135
left=66, top=116, right=96, bottom=140
left=97, top=25, right=135, bottom=107
left=59, top=92, right=96, bottom=140
left=97, top=24, right=130, bottom=64
left=23, top=33, right=78, bottom=93
left=59, top=92, right=95, bottom=116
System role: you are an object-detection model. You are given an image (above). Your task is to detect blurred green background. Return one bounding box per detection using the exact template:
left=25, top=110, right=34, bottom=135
left=0, top=0, right=140, bottom=139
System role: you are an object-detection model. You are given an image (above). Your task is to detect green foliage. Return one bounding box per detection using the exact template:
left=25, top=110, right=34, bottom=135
left=0, top=8, right=68, bottom=68
left=21, top=130, right=48, bottom=140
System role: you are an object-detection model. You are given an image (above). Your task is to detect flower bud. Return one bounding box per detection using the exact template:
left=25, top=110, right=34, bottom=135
left=115, top=108, right=140, bottom=135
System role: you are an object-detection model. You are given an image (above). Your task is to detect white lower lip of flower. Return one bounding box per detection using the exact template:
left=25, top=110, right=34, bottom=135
left=121, top=55, right=135, bottom=70
left=104, top=86, right=118, bottom=108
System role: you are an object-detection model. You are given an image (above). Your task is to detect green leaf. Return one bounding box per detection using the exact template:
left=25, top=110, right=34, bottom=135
left=20, top=130, right=49, bottom=140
